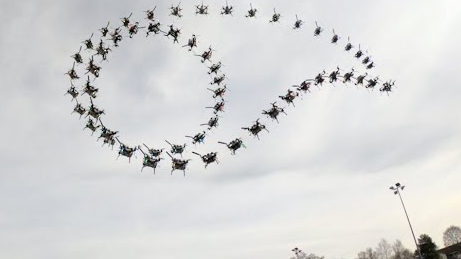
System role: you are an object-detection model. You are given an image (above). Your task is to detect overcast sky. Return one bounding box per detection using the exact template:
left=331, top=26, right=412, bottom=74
left=1, top=0, right=461, bottom=258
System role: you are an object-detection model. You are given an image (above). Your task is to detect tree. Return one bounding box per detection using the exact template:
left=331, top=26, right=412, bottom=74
left=416, top=234, right=439, bottom=259
left=357, top=248, right=378, bottom=259
left=376, top=239, right=393, bottom=259
left=290, top=248, right=325, bottom=259
left=356, top=239, right=414, bottom=259
left=392, top=240, right=414, bottom=259
left=443, top=225, right=461, bottom=247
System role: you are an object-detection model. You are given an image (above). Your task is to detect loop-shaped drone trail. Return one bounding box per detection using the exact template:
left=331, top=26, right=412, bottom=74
left=65, top=2, right=395, bottom=175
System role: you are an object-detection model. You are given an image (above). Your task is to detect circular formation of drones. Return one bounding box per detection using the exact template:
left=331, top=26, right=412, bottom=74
left=65, top=2, right=395, bottom=175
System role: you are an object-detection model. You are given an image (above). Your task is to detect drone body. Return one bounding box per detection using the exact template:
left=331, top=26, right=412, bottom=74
left=66, top=86, right=79, bottom=100
left=208, top=85, right=227, bottom=99
left=95, top=40, right=111, bottom=61
left=98, top=119, right=118, bottom=145
left=165, top=140, right=186, bottom=157
left=331, top=29, right=340, bottom=43
left=355, top=73, right=367, bottom=85
left=294, top=80, right=312, bottom=94
left=263, top=102, right=286, bottom=123
left=186, top=131, right=207, bottom=145
left=208, top=62, right=222, bottom=75
left=342, top=68, right=355, bottom=83
left=86, top=100, right=104, bottom=119
left=82, top=76, right=98, bottom=98
left=314, top=70, right=326, bottom=85
left=85, top=56, right=101, bottom=78
left=71, top=47, right=83, bottom=64
left=197, top=47, right=213, bottom=63
left=72, top=102, right=86, bottom=118
left=116, top=138, right=137, bottom=163
left=66, top=62, right=79, bottom=81
left=218, top=138, right=245, bottom=155
left=221, top=1, right=234, bottom=15
left=269, top=9, right=281, bottom=23
left=82, top=33, right=94, bottom=50
left=84, top=118, right=100, bottom=135
left=314, top=22, right=323, bottom=36
left=100, top=22, right=110, bottom=37
left=146, top=22, right=162, bottom=37
left=366, top=77, right=379, bottom=89
left=355, top=45, right=364, bottom=58
left=207, top=101, right=225, bottom=114
left=201, top=116, right=219, bottom=130
left=211, top=74, right=226, bottom=86
left=345, top=38, right=354, bottom=51
left=183, top=34, right=198, bottom=51
left=328, top=67, right=341, bottom=83
left=139, top=146, right=162, bottom=173
left=128, top=22, right=145, bottom=38
left=380, top=80, right=395, bottom=95
left=110, top=27, right=123, bottom=47
left=366, top=62, right=375, bottom=70
left=279, top=89, right=299, bottom=106
left=167, top=152, right=190, bottom=176
left=246, top=3, right=257, bottom=18
left=145, top=7, right=157, bottom=21
left=193, top=151, right=218, bottom=168
left=121, top=13, right=133, bottom=28
left=195, top=2, right=209, bottom=15
left=242, top=119, right=268, bottom=139
left=170, top=3, right=183, bottom=18
left=165, top=25, right=181, bottom=43
left=293, top=15, right=303, bottom=29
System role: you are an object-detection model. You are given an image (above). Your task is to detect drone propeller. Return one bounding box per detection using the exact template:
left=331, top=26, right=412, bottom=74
left=122, top=13, right=132, bottom=20
left=145, top=7, right=156, bottom=13
left=115, top=137, right=122, bottom=145
left=192, top=151, right=202, bottom=157
left=138, top=146, right=147, bottom=156
left=166, top=151, right=174, bottom=159
left=98, top=118, right=108, bottom=129
left=142, top=143, right=152, bottom=151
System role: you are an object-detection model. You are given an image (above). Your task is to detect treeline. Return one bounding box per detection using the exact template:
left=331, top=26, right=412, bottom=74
left=290, top=225, right=461, bottom=259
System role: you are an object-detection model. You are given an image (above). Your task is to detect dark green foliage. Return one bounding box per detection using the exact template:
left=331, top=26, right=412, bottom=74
left=416, top=234, right=440, bottom=259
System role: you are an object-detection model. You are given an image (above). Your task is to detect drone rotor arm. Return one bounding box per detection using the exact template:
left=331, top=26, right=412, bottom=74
left=192, top=152, right=202, bottom=157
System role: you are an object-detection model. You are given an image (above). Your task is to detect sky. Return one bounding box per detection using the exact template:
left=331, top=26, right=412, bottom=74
left=0, top=0, right=461, bottom=258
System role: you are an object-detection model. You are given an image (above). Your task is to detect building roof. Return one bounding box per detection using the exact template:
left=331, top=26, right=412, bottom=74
left=438, top=243, right=461, bottom=255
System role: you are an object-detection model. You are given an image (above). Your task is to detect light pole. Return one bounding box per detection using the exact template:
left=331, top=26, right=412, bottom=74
left=389, top=182, right=423, bottom=259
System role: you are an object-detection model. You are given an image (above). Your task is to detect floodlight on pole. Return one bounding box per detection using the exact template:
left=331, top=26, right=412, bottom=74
left=390, top=182, right=423, bottom=259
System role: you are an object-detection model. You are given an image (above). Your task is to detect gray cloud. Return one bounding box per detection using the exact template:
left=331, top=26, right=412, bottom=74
left=0, top=0, right=460, bottom=258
